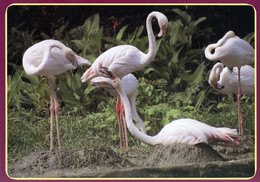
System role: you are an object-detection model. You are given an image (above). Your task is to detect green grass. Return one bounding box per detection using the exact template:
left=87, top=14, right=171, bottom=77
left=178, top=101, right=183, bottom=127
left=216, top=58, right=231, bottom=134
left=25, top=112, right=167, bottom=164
left=7, top=86, right=255, bottom=164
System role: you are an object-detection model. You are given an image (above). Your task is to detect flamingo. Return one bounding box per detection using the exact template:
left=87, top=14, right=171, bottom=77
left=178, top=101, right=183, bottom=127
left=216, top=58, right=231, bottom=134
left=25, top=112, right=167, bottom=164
left=22, top=39, right=91, bottom=151
left=205, top=30, right=255, bottom=135
left=209, top=62, right=254, bottom=95
left=91, top=74, right=147, bottom=150
left=95, top=73, right=241, bottom=147
left=81, top=11, right=168, bottom=83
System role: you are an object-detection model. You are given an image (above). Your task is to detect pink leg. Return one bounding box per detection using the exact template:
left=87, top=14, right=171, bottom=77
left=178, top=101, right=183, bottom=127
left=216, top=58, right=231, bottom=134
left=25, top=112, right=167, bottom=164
left=120, top=97, right=128, bottom=151
left=237, top=68, right=243, bottom=135
left=116, top=95, right=123, bottom=151
left=54, top=97, right=61, bottom=151
left=48, top=78, right=61, bottom=151
left=48, top=78, right=54, bottom=151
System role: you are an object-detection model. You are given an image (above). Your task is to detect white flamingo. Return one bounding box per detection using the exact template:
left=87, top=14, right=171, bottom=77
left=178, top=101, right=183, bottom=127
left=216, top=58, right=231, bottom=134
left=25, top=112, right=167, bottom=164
left=96, top=74, right=241, bottom=147
left=22, top=39, right=91, bottom=151
left=81, top=11, right=168, bottom=83
left=209, top=62, right=254, bottom=95
left=205, top=30, right=254, bottom=135
left=91, top=74, right=146, bottom=150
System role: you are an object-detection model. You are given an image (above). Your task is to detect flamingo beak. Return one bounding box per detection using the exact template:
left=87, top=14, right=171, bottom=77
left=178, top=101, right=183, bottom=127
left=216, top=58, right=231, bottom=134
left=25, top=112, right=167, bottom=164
left=158, top=24, right=167, bottom=38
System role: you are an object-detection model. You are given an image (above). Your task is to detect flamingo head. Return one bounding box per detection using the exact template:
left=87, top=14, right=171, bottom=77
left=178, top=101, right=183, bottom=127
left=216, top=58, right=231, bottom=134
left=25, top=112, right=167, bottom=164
left=63, top=48, right=78, bottom=69
left=91, top=76, right=123, bottom=93
left=209, top=62, right=225, bottom=90
left=152, top=11, right=168, bottom=37
left=90, top=77, right=114, bottom=89
left=157, top=16, right=168, bottom=37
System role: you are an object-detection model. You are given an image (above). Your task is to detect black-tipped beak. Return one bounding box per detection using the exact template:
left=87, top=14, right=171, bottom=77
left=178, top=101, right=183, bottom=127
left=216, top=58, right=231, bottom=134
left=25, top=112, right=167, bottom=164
left=73, top=67, right=78, bottom=74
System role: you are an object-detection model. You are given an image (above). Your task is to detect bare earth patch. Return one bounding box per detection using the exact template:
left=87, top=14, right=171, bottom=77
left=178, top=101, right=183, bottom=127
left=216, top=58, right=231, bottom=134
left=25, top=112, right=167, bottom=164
left=8, top=135, right=255, bottom=178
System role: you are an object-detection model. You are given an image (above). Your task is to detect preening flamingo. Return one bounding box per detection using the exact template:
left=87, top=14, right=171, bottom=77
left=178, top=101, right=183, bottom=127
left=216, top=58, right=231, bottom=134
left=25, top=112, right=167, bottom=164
left=22, top=39, right=91, bottom=151
left=209, top=62, right=254, bottom=95
left=205, top=30, right=255, bottom=135
left=91, top=74, right=147, bottom=150
left=81, top=11, right=168, bottom=83
left=96, top=74, right=241, bottom=147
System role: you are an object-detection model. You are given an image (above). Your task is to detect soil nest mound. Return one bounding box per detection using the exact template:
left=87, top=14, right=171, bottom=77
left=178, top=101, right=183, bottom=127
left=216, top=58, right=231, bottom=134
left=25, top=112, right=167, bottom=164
left=145, top=143, right=225, bottom=167
left=8, top=147, right=134, bottom=178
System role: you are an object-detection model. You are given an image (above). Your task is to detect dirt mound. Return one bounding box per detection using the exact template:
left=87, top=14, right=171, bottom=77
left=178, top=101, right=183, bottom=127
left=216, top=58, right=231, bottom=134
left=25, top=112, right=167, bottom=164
left=145, top=144, right=225, bottom=167
left=8, top=135, right=255, bottom=178
left=8, top=147, right=134, bottom=178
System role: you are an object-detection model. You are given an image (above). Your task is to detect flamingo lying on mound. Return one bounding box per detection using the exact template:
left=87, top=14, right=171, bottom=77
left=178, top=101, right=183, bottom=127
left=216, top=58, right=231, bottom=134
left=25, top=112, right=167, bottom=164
left=23, top=39, right=91, bottom=151
left=94, top=71, right=241, bottom=147
left=205, top=30, right=254, bottom=135
left=209, top=62, right=254, bottom=95
left=91, top=74, right=147, bottom=150
left=81, top=11, right=168, bottom=83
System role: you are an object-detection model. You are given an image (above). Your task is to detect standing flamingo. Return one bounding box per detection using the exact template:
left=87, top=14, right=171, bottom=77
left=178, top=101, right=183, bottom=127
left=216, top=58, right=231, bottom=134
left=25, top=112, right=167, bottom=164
left=81, top=11, right=168, bottom=83
left=91, top=74, right=147, bottom=150
left=209, top=62, right=254, bottom=95
left=205, top=31, right=254, bottom=135
left=94, top=74, right=241, bottom=147
left=22, top=39, right=91, bottom=151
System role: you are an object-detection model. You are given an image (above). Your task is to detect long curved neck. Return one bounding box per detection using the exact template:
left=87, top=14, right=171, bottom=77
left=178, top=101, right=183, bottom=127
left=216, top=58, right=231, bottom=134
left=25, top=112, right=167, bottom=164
left=116, top=85, right=158, bottom=145
left=128, top=92, right=147, bottom=134
left=29, top=43, right=61, bottom=77
left=209, top=63, right=223, bottom=87
left=205, top=31, right=235, bottom=61
left=144, top=12, right=157, bottom=65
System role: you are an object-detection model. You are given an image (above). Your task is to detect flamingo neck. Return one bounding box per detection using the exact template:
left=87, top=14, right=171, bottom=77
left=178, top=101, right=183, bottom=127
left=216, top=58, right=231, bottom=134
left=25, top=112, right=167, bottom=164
left=115, top=83, right=158, bottom=146
left=209, top=63, right=224, bottom=89
left=205, top=31, right=235, bottom=61
left=144, top=13, right=157, bottom=65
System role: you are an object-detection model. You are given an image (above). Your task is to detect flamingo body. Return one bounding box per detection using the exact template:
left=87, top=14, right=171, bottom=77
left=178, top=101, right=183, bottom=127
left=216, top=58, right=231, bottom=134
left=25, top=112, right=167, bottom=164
left=23, top=39, right=91, bottom=78
left=81, top=11, right=168, bottom=82
left=153, top=118, right=239, bottom=146
left=91, top=74, right=146, bottom=134
left=209, top=62, right=254, bottom=95
left=205, top=31, right=254, bottom=68
left=22, top=39, right=91, bottom=151
left=205, top=31, right=255, bottom=135
left=96, top=76, right=241, bottom=147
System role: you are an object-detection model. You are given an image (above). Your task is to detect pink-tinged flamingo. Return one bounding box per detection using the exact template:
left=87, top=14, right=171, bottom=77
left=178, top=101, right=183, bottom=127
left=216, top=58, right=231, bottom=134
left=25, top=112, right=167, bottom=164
left=95, top=74, right=241, bottom=147
left=205, top=31, right=254, bottom=135
left=91, top=74, right=147, bottom=150
left=22, top=39, right=91, bottom=151
left=81, top=11, right=168, bottom=83
left=209, top=62, right=254, bottom=95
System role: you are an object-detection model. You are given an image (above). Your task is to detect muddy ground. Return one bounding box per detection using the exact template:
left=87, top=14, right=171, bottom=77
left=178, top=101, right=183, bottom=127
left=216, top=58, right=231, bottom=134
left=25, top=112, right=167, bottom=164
left=8, top=135, right=255, bottom=178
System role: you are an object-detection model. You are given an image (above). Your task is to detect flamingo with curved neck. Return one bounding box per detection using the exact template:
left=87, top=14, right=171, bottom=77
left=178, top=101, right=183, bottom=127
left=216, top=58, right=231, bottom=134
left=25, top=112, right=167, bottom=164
left=91, top=74, right=147, bottom=150
left=209, top=62, right=254, bottom=95
left=81, top=11, right=168, bottom=83
left=23, top=39, right=91, bottom=151
left=205, top=30, right=254, bottom=135
left=96, top=75, right=241, bottom=147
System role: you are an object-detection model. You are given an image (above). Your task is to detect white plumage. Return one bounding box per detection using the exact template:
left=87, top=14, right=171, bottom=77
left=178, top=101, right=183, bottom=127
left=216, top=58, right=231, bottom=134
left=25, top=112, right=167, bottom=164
left=81, top=11, right=168, bottom=83
left=23, top=39, right=91, bottom=78
left=209, top=62, right=254, bottom=95
left=22, top=39, right=91, bottom=151
left=96, top=76, right=241, bottom=147
left=91, top=74, right=146, bottom=134
left=204, top=31, right=254, bottom=68
left=91, top=74, right=146, bottom=150
left=205, top=30, right=255, bottom=135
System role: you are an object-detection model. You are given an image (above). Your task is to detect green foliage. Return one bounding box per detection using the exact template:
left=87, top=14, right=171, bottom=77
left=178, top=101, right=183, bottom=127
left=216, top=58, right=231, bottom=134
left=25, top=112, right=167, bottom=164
left=149, top=8, right=207, bottom=91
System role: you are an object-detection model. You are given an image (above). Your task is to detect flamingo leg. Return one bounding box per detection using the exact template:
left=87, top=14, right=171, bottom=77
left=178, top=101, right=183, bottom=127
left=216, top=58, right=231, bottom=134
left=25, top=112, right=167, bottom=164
left=237, top=67, right=243, bottom=135
left=48, top=78, right=54, bottom=151
left=116, top=95, right=123, bottom=151
left=120, top=96, right=128, bottom=151
left=54, top=95, right=61, bottom=151
left=48, top=78, right=62, bottom=151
